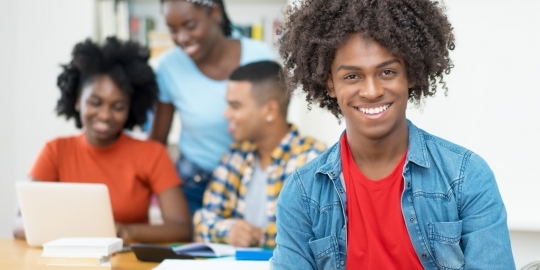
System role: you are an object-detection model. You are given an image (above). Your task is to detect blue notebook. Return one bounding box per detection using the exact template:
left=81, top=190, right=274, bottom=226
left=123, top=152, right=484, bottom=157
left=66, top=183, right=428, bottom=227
left=235, top=248, right=274, bottom=261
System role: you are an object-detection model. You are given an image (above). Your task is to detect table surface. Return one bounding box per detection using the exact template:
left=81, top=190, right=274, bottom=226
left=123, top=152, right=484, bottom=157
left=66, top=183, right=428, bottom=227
left=0, top=238, right=160, bottom=269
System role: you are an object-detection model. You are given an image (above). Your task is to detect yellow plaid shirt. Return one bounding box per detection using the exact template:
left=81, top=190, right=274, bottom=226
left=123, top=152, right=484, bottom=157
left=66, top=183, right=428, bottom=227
left=193, top=124, right=327, bottom=247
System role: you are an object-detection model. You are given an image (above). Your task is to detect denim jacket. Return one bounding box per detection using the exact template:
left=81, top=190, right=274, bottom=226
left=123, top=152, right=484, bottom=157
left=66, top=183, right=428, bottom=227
left=270, top=121, right=515, bottom=270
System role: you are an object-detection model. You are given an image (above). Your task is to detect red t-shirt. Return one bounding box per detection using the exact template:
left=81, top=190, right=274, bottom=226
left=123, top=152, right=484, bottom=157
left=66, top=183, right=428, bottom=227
left=340, top=134, right=423, bottom=269
left=29, top=132, right=182, bottom=224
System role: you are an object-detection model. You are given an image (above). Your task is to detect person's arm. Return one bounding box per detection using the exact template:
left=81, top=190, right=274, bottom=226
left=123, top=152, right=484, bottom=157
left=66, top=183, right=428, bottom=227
left=270, top=172, right=317, bottom=269
left=262, top=141, right=326, bottom=248
left=194, top=152, right=262, bottom=247
left=13, top=212, right=25, bottom=239
left=148, top=101, right=175, bottom=145
left=116, top=186, right=191, bottom=243
left=193, top=157, right=238, bottom=244
left=459, top=153, right=515, bottom=269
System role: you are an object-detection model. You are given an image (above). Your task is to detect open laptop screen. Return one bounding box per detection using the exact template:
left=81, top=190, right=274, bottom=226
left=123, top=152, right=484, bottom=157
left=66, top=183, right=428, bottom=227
left=16, top=182, right=116, bottom=246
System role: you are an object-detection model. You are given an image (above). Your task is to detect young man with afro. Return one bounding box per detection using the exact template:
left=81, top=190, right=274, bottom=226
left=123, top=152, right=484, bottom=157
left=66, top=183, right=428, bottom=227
left=270, top=0, right=514, bottom=269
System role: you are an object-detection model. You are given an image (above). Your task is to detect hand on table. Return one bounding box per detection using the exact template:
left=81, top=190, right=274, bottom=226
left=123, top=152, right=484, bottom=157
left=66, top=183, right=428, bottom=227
left=226, top=219, right=263, bottom=247
left=115, top=223, right=134, bottom=245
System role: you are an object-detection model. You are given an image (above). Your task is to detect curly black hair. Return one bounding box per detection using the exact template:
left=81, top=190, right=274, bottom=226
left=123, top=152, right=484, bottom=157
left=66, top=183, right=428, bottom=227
left=279, top=0, right=455, bottom=118
left=56, top=36, right=157, bottom=130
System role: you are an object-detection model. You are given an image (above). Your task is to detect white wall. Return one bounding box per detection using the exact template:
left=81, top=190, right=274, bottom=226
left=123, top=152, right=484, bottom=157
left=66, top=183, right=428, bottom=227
left=0, top=0, right=94, bottom=238
left=0, top=0, right=19, bottom=239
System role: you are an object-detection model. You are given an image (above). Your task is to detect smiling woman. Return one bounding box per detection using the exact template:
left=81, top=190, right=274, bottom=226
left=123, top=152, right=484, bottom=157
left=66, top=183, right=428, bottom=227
left=14, top=37, right=192, bottom=244
left=76, top=75, right=131, bottom=147
left=149, top=0, right=274, bottom=217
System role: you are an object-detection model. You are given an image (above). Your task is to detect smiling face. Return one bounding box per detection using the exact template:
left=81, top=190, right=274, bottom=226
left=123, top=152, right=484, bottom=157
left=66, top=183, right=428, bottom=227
left=76, top=75, right=130, bottom=147
left=223, top=81, right=268, bottom=142
left=162, top=0, right=222, bottom=62
left=327, top=34, right=413, bottom=142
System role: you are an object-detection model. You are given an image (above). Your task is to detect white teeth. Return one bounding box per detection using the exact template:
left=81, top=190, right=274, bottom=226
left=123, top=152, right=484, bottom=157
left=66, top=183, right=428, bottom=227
left=94, top=122, right=110, bottom=131
left=358, top=104, right=390, bottom=115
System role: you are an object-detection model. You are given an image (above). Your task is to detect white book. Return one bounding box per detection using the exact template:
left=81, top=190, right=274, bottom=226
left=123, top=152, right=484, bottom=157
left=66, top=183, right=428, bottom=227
left=153, top=259, right=269, bottom=270
left=39, top=255, right=110, bottom=265
left=42, top=237, right=123, bottom=258
left=172, top=243, right=236, bottom=258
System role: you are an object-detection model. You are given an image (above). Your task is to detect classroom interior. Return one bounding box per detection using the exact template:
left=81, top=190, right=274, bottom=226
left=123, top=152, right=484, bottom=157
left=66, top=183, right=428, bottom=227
left=0, top=0, right=538, bottom=268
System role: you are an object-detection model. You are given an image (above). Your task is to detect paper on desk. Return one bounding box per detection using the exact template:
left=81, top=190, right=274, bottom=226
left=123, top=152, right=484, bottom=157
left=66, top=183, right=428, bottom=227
left=171, top=242, right=235, bottom=257
left=152, top=259, right=269, bottom=270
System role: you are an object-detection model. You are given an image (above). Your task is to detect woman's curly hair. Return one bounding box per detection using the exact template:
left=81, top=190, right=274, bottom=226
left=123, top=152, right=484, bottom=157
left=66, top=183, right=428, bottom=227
left=279, top=0, right=455, bottom=118
left=56, top=36, right=157, bottom=130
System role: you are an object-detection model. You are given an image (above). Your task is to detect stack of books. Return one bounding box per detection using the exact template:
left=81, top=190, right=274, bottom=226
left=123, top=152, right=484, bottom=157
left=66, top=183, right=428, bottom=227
left=40, top=237, right=123, bottom=269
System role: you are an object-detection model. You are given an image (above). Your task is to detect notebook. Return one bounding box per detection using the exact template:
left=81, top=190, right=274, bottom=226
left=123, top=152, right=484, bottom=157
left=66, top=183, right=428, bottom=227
left=171, top=243, right=236, bottom=257
left=16, top=182, right=117, bottom=246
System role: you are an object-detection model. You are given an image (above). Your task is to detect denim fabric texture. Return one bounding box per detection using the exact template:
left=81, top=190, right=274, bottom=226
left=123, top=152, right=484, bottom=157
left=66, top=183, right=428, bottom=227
left=270, top=120, right=515, bottom=270
left=176, top=154, right=213, bottom=217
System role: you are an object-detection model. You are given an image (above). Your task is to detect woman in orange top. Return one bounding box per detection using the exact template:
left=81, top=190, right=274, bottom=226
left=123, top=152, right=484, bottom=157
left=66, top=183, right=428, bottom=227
left=14, top=37, right=191, bottom=243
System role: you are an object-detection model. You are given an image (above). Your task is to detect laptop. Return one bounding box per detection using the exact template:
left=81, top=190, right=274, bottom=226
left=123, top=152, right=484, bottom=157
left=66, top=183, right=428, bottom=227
left=16, top=181, right=117, bottom=246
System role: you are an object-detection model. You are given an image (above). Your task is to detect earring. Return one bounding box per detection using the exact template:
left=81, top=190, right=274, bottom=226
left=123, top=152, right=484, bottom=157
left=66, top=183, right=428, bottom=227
left=266, top=115, right=273, bottom=122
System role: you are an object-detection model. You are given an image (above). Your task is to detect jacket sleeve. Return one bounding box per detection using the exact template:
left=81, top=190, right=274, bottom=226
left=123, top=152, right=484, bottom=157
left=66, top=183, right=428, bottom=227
left=193, top=152, right=239, bottom=244
left=270, top=171, right=317, bottom=269
left=460, top=152, right=515, bottom=269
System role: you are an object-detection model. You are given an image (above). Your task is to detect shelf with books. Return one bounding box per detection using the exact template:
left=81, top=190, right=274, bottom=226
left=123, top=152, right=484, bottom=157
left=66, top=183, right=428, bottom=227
left=94, top=0, right=287, bottom=61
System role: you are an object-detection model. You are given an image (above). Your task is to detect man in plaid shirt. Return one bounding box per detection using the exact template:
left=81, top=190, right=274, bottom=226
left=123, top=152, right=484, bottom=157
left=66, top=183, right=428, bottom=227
left=193, top=61, right=327, bottom=248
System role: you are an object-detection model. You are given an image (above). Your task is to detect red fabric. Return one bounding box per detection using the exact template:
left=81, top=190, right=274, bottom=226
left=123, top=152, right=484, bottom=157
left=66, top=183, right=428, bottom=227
left=29, top=132, right=181, bottom=224
left=340, top=134, right=423, bottom=269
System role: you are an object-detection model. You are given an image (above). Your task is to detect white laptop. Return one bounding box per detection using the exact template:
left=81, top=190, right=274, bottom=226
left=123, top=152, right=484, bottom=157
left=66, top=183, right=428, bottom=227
left=16, top=181, right=117, bottom=246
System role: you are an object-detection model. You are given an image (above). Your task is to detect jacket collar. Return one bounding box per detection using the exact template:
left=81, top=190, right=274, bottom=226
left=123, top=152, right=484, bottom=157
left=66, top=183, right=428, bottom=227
left=406, top=120, right=430, bottom=168
left=316, top=120, right=430, bottom=180
left=237, top=124, right=301, bottom=164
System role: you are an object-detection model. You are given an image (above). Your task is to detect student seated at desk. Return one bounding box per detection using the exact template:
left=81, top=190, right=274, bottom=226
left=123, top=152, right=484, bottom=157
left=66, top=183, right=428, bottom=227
left=193, top=61, right=326, bottom=248
left=13, top=37, right=191, bottom=244
left=270, top=0, right=515, bottom=269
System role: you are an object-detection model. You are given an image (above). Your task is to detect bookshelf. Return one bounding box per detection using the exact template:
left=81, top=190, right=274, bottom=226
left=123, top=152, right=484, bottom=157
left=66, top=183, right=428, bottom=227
left=94, top=0, right=287, bottom=61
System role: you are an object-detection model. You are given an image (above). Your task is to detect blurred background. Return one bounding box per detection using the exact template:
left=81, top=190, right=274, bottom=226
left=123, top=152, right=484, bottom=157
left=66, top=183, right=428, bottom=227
left=1, top=0, right=539, bottom=267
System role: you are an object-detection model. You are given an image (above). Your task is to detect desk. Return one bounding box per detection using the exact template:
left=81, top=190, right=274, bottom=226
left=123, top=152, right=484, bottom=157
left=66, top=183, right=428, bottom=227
left=0, top=238, right=159, bottom=269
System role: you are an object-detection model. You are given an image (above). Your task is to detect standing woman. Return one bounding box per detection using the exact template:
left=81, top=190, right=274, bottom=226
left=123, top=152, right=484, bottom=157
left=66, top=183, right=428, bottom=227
left=150, top=0, right=274, bottom=216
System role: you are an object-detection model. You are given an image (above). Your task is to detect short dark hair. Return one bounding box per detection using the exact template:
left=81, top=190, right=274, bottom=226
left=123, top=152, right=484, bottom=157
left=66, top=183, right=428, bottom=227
left=278, top=0, right=455, bottom=118
left=229, top=61, right=290, bottom=117
left=160, top=0, right=233, bottom=37
left=56, top=36, right=157, bottom=130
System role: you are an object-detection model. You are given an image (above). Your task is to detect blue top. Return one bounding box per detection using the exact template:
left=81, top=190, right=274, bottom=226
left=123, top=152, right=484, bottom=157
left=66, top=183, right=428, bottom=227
left=155, top=38, right=274, bottom=171
left=270, top=120, right=515, bottom=270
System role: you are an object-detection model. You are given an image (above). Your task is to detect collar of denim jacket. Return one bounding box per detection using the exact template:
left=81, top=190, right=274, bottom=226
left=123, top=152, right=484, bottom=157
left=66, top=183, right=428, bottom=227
left=315, top=134, right=343, bottom=180
left=406, top=119, right=430, bottom=169
left=315, top=120, right=430, bottom=181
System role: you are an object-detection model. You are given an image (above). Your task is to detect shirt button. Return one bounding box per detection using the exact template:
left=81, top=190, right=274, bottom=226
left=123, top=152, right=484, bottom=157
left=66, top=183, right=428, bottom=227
left=409, top=217, right=415, bottom=222
left=339, top=188, right=344, bottom=193
left=407, top=182, right=411, bottom=188
left=422, top=253, right=428, bottom=258
left=340, top=260, right=345, bottom=266
left=194, top=175, right=202, bottom=182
